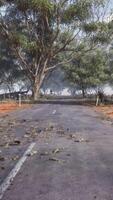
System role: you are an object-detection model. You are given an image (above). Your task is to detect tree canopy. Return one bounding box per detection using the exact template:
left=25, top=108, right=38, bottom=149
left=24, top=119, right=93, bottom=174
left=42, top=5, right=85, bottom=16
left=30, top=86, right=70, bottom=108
left=0, top=0, right=112, bottom=99
left=63, top=50, right=109, bottom=97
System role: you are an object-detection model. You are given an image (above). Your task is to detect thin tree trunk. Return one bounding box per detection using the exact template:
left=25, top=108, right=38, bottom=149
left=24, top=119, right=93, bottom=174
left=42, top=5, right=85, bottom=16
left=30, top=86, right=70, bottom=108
left=82, top=88, right=85, bottom=98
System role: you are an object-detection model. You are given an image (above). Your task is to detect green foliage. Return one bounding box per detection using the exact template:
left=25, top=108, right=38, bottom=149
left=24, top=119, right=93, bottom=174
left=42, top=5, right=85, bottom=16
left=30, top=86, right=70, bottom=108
left=9, top=32, right=39, bottom=54
left=0, top=40, right=23, bottom=87
left=64, top=50, right=109, bottom=93
left=108, top=21, right=113, bottom=30
left=26, top=41, right=38, bottom=54
left=16, top=0, right=54, bottom=13
left=62, top=0, right=92, bottom=23
left=59, top=31, right=73, bottom=44
left=31, top=0, right=54, bottom=12
left=92, top=33, right=109, bottom=44
left=83, top=23, right=98, bottom=32
left=106, top=46, right=113, bottom=84
left=9, top=33, right=28, bottom=47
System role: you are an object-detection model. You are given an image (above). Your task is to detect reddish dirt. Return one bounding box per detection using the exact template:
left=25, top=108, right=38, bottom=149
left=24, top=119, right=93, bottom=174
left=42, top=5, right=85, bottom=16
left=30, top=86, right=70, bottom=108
left=95, top=105, right=113, bottom=119
left=0, top=102, right=31, bottom=114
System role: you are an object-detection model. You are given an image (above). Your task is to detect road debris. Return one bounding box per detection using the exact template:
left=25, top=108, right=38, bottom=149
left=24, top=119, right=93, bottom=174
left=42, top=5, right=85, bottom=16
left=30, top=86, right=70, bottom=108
left=69, top=134, right=77, bottom=139
left=49, top=157, right=66, bottom=163
left=25, top=131, right=31, bottom=135
left=52, top=148, right=64, bottom=154
left=40, top=152, right=49, bottom=156
left=27, top=150, right=38, bottom=157
left=52, top=148, right=60, bottom=154
left=56, top=130, right=65, bottom=135
left=8, top=121, right=16, bottom=127
left=0, top=156, right=5, bottom=161
left=74, top=138, right=89, bottom=143
left=68, top=134, right=89, bottom=143
left=24, top=134, right=30, bottom=138
left=1, top=166, right=5, bottom=170
left=37, top=128, right=42, bottom=133
left=12, top=156, right=19, bottom=161
left=9, top=139, right=21, bottom=146
left=20, top=119, right=26, bottom=123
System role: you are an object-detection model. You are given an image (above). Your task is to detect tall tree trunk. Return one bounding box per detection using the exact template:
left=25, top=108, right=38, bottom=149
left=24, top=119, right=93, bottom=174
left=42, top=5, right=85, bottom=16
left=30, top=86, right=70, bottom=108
left=33, top=74, right=45, bottom=101
left=33, top=83, right=40, bottom=101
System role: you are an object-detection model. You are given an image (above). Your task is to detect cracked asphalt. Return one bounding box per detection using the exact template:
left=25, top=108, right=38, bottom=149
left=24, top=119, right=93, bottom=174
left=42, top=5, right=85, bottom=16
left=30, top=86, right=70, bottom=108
left=1, top=104, right=113, bottom=200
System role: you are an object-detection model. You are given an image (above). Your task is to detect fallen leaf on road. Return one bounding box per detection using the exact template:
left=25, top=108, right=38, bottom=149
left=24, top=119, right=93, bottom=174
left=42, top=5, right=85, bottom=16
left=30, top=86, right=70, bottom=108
left=69, top=134, right=77, bottom=139
left=74, top=138, right=89, bottom=143
left=40, top=152, right=49, bottom=156
left=9, top=139, right=21, bottom=146
left=1, top=166, right=5, bottom=170
left=47, top=123, right=54, bottom=130
left=37, top=128, right=42, bottom=133
left=52, top=148, right=64, bottom=154
left=56, top=130, right=65, bottom=135
left=8, top=121, right=16, bottom=127
left=74, top=139, right=81, bottom=143
left=24, top=134, right=30, bottom=138
left=0, top=156, right=5, bottom=161
left=20, top=119, right=26, bottom=123
left=52, top=148, right=60, bottom=154
left=12, top=155, right=19, bottom=161
left=25, top=131, right=31, bottom=135
left=49, top=157, right=66, bottom=163
left=27, top=150, right=38, bottom=157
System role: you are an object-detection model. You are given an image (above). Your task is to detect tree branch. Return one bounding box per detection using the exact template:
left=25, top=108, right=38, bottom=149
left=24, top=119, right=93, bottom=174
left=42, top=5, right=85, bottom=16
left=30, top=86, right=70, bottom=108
left=15, top=48, right=35, bottom=79
left=53, top=30, right=81, bottom=57
left=45, top=53, right=74, bottom=72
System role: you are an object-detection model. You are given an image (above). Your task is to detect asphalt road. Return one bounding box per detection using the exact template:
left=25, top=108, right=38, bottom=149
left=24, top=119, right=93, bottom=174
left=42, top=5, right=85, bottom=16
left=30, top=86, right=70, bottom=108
left=1, top=104, right=113, bottom=200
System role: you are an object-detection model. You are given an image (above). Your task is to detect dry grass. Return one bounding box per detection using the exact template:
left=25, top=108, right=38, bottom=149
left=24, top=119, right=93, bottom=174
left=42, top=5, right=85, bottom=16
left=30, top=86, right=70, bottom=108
left=0, top=101, right=31, bottom=114
left=95, top=105, right=113, bottom=119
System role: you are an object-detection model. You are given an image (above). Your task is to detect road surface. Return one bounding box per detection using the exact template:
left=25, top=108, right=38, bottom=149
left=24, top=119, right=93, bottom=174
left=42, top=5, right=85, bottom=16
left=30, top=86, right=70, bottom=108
left=1, top=104, right=113, bottom=200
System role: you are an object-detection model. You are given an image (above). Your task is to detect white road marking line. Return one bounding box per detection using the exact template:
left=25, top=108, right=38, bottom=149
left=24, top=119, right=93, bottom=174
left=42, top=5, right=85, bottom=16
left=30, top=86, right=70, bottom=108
left=0, top=142, right=36, bottom=200
left=52, top=110, right=56, bottom=114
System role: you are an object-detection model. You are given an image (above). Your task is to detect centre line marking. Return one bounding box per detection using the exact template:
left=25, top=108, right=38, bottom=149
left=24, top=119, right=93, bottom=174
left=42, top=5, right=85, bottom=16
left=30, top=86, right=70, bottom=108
left=52, top=110, right=56, bottom=114
left=0, top=142, right=36, bottom=199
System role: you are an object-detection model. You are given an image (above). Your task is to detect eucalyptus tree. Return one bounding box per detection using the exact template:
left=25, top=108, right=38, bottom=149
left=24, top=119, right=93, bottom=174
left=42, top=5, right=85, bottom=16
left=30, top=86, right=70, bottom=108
left=64, top=50, right=109, bottom=97
left=0, top=0, right=112, bottom=100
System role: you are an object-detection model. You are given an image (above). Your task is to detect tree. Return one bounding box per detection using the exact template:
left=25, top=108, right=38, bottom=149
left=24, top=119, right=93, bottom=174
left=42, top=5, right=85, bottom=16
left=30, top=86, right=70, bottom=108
left=107, top=44, right=113, bottom=86
left=64, top=50, right=109, bottom=97
left=0, top=0, right=112, bottom=100
left=0, top=40, right=29, bottom=93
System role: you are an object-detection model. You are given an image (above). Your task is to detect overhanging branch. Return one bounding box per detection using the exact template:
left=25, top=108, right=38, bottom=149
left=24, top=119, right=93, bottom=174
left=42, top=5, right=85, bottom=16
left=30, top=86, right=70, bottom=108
left=45, top=53, right=75, bottom=72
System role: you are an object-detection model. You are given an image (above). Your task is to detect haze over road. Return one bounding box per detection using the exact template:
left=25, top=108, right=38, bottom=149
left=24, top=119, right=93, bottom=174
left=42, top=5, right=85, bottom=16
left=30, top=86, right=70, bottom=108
left=1, top=104, right=113, bottom=200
